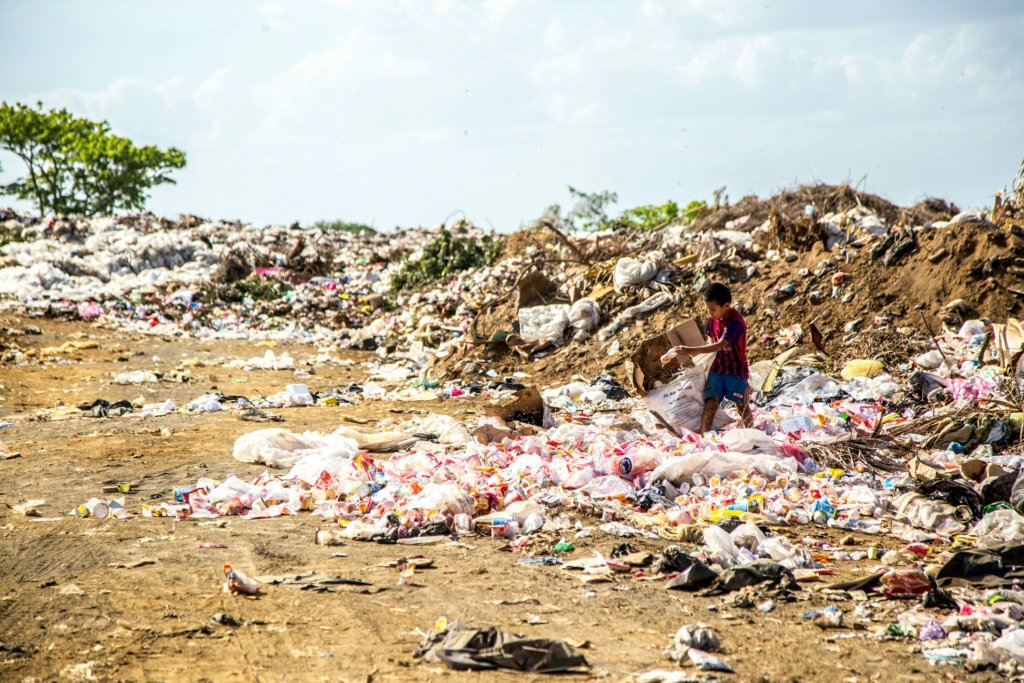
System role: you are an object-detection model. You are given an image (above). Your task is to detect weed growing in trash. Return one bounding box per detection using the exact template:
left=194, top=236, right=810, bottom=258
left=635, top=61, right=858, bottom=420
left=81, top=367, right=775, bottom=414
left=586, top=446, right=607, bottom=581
left=312, top=219, right=376, bottom=234
left=391, top=225, right=504, bottom=291
left=200, top=275, right=289, bottom=304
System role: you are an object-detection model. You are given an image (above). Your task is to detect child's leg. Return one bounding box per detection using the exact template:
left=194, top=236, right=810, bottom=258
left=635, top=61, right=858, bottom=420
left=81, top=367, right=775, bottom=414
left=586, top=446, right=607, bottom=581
left=700, top=397, right=720, bottom=434
left=739, top=386, right=753, bottom=428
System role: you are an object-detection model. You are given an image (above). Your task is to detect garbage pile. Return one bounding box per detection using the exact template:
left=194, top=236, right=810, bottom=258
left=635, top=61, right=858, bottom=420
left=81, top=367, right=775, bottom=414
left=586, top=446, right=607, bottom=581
left=4, top=181, right=1024, bottom=396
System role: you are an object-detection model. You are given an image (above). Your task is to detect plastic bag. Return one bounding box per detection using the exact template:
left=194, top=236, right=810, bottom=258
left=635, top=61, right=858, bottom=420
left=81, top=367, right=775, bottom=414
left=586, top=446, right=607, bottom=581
left=233, top=428, right=359, bottom=472
left=568, top=298, right=600, bottom=340
left=287, top=438, right=360, bottom=483
left=651, top=451, right=797, bottom=485
left=840, top=359, right=883, bottom=380
left=613, top=252, right=662, bottom=292
left=597, top=292, right=672, bottom=340
left=730, top=521, right=767, bottom=553
left=721, top=429, right=781, bottom=455
left=881, top=568, right=931, bottom=597
left=115, top=370, right=159, bottom=385
left=761, top=535, right=812, bottom=568
left=406, top=482, right=475, bottom=516
left=641, top=356, right=733, bottom=434
left=206, top=475, right=259, bottom=504
left=895, top=491, right=965, bottom=535
left=415, top=413, right=471, bottom=446
left=972, top=508, right=1024, bottom=544
left=518, top=304, right=570, bottom=345
left=703, top=525, right=739, bottom=561
left=286, top=383, right=314, bottom=407
left=579, top=475, right=634, bottom=499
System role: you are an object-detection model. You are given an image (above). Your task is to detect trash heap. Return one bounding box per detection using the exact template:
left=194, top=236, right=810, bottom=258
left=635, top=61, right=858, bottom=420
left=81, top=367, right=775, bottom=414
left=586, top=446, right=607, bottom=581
left=4, top=180, right=1024, bottom=396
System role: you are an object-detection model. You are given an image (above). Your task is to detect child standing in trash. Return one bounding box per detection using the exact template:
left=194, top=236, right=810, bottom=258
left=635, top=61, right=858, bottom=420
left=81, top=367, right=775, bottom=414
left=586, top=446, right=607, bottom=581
left=664, top=282, right=753, bottom=433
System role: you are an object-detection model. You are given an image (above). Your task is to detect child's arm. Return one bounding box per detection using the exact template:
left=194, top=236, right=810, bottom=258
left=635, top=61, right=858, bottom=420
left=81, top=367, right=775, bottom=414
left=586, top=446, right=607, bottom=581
left=662, top=339, right=728, bottom=362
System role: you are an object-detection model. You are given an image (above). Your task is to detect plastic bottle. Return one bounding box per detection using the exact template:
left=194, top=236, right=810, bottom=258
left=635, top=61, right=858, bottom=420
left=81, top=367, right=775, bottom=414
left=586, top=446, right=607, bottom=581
left=223, top=564, right=260, bottom=595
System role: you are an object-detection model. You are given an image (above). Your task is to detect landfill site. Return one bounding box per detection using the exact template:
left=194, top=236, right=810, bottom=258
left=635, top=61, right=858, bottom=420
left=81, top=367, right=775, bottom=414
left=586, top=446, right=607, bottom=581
left=5, top=173, right=1024, bottom=683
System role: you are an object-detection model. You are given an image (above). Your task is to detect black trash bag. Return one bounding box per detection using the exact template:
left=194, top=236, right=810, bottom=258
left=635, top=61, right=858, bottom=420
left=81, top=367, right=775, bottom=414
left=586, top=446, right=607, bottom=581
left=935, top=543, right=1024, bottom=588
left=921, top=576, right=959, bottom=611
left=609, top=543, right=638, bottom=559
left=982, top=471, right=1017, bottom=507
left=656, top=547, right=718, bottom=590
left=80, top=398, right=134, bottom=418
left=415, top=620, right=588, bottom=673
left=636, top=481, right=675, bottom=511
left=700, top=560, right=799, bottom=596
left=665, top=563, right=719, bottom=591
left=106, top=399, right=134, bottom=417
left=408, top=521, right=451, bottom=538
left=916, top=478, right=984, bottom=520
left=589, top=374, right=628, bottom=400
left=907, top=370, right=949, bottom=403
left=1011, top=469, right=1024, bottom=516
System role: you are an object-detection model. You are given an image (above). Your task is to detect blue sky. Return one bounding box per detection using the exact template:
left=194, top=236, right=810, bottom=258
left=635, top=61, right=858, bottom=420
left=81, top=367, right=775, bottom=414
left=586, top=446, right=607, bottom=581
left=1, top=0, right=1023, bottom=230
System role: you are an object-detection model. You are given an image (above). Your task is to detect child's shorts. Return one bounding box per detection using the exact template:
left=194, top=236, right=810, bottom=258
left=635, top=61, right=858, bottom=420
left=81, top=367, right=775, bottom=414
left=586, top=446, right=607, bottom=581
left=705, top=371, right=748, bottom=406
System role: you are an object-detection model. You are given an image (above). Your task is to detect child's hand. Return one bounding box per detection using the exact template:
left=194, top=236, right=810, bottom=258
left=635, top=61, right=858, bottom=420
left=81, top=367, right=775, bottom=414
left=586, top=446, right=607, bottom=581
left=661, top=346, right=689, bottom=364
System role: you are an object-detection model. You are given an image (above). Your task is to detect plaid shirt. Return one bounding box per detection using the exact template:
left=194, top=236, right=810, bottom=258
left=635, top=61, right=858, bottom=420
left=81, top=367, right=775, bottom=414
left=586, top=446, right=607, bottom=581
left=704, top=309, right=749, bottom=379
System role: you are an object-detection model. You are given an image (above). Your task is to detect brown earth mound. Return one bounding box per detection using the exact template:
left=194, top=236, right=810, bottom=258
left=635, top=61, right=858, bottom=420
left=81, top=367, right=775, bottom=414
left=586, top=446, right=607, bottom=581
left=443, top=185, right=1022, bottom=388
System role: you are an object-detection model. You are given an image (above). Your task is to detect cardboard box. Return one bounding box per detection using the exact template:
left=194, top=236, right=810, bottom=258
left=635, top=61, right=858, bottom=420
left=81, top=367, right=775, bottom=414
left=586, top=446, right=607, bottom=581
left=628, top=318, right=706, bottom=397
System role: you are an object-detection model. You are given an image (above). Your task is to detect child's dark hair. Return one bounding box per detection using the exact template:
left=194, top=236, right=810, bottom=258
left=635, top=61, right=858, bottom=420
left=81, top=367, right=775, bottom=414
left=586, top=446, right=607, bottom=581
left=702, top=282, right=732, bottom=305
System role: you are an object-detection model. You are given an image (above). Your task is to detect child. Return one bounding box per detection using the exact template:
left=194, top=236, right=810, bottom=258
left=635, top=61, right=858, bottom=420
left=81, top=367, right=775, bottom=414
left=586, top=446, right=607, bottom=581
left=664, top=282, right=753, bottom=433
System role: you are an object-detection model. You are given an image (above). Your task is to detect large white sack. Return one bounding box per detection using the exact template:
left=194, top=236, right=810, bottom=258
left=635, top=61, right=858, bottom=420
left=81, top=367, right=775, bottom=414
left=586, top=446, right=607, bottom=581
left=519, top=304, right=570, bottom=346
left=416, top=413, right=471, bottom=446
left=232, top=428, right=358, bottom=472
left=651, top=450, right=797, bottom=486
left=613, top=251, right=663, bottom=291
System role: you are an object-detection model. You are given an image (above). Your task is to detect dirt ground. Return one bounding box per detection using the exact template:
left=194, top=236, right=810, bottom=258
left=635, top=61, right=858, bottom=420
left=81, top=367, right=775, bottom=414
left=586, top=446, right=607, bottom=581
left=0, top=315, right=1000, bottom=683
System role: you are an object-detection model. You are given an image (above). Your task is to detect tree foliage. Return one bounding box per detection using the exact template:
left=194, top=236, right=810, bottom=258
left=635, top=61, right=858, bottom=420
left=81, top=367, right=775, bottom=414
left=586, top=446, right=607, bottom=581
left=542, top=186, right=709, bottom=232
left=0, top=101, right=186, bottom=217
left=619, top=199, right=709, bottom=230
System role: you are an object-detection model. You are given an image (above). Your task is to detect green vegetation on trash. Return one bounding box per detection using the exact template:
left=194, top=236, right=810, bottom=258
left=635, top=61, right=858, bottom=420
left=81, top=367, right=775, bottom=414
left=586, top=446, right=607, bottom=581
left=200, top=276, right=288, bottom=304
left=0, top=101, right=186, bottom=217
left=0, top=221, right=26, bottom=247
left=391, top=227, right=504, bottom=291
left=543, top=186, right=710, bottom=232
left=620, top=199, right=709, bottom=230
left=312, top=219, right=376, bottom=234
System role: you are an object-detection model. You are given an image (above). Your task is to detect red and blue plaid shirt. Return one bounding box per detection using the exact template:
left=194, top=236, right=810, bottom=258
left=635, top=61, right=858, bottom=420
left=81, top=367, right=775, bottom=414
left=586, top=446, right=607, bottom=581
left=704, top=309, right=749, bottom=379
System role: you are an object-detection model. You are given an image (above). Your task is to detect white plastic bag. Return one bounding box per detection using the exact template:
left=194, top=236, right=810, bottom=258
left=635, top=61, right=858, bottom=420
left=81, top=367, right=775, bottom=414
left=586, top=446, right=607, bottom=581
left=730, top=521, right=767, bottom=553
left=597, top=292, right=672, bottom=340
left=651, top=451, right=797, bottom=485
left=232, top=428, right=358, bottom=472
left=518, top=304, right=570, bottom=345
left=613, top=252, right=663, bottom=291
left=972, top=509, right=1024, bottom=544
left=568, top=298, right=600, bottom=340
left=406, top=482, right=475, bottom=516
left=721, top=429, right=781, bottom=455
left=416, top=413, right=471, bottom=446
left=703, top=525, right=739, bottom=562
left=579, top=475, right=634, bottom=499
left=641, top=356, right=733, bottom=434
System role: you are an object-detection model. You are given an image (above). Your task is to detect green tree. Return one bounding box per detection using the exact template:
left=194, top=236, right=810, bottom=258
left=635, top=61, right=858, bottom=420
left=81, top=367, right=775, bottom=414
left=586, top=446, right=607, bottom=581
left=0, top=101, right=185, bottom=216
